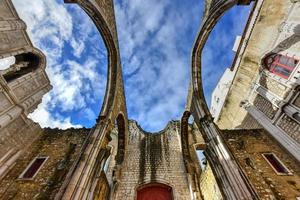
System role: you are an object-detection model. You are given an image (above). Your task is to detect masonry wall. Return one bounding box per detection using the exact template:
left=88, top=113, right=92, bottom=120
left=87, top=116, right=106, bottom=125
left=112, top=120, right=191, bottom=200
left=0, top=128, right=88, bottom=200
left=221, top=129, right=300, bottom=199
left=199, top=163, right=223, bottom=200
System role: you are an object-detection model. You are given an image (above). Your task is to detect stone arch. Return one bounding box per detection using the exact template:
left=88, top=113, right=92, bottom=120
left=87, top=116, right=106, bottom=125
left=136, top=182, right=173, bottom=200
left=64, top=0, right=127, bottom=121
left=115, top=113, right=126, bottom=165
left=3, top=48, right=46, bottom=82
left=180, top=111, right=192, bottom=168
left=180, top=111, right=205, bottom=199
left=56, top=1, right=128, bottom=199
left=186, top=0, right=259, bottom=199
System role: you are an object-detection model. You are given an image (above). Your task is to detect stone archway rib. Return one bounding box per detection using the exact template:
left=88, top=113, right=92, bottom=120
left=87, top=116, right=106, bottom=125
left=188, top=0, right=259, bottom=199
left=56, top=1, right=128, bottom=199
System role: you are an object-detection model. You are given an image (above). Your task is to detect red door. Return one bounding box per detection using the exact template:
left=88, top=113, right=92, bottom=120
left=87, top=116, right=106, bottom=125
left=137, top=184, right=172, bottom=200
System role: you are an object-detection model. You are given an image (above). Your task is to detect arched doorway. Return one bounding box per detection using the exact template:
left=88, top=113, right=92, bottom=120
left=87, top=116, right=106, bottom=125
left=137, top=183, right=173, bottom=200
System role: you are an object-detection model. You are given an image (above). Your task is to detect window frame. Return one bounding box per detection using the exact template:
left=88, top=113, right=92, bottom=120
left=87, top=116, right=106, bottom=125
left=264, top=54, right=299, bottom=79
left=262, top=153, right=292, bottom=175
left=19, top=156, right=48, bottom=180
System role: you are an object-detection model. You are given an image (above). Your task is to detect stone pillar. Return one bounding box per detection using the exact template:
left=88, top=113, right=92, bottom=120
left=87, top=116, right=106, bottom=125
left=197, top=116, right=259, bottom=200
left=0, top=150, right=22, bottom=180
left=56, top=119, right=113, bottom=200
left=243, top=103, right=300, bottom=162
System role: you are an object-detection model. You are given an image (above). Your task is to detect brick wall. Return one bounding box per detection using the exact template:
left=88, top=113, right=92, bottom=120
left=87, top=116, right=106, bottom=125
left=0, top=128, right=88, bottom=200
left=221, top=129, right=300, bottom=199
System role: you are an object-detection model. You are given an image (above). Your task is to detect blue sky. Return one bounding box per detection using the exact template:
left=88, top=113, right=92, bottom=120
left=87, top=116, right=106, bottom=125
left=7, top=0, right=251, bottom=132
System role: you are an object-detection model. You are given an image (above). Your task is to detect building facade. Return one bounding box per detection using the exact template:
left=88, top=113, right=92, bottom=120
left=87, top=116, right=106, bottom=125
left=215, top=0, right=300, bottom=162
left=0, top=0, right=52, bottom=182
left=0, top=0, right=299, bottom=199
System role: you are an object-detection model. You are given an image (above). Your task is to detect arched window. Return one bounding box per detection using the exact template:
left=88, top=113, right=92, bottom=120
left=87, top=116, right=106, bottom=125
left=2, top=52, right=42, bottom=82
left=264, top=53, right=299, bottom=79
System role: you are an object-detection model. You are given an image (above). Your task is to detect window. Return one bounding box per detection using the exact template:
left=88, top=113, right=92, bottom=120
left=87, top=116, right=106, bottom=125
left=19, top=156, right=48, bottom=179
left=196, top=150, right=207, bottom=170
left=264, top=54, right=298, bottom=79
left=262, top=153, right=291, bottom=175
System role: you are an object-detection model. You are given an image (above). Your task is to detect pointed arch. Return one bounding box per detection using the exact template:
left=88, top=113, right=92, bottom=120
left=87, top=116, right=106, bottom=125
left=137, top=183, right=173, bottom=200
left=116, top=113, right=126, bottom=165
left=188, top=0, right=258, bottom=199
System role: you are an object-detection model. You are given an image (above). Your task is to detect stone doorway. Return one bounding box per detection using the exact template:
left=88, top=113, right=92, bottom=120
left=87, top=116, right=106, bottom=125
left=137, top=183, right=173, bottom=200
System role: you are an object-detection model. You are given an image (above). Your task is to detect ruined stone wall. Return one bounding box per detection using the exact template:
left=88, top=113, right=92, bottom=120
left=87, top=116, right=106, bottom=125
left=112, top=120, right=191, bottom=200
left=221, top=129, right=300, bottom=199
left=0, top=128, right=88, bottom=200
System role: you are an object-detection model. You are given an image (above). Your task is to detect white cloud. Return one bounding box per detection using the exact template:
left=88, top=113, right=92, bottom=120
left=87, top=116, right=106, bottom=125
left=29, top=100, right=82, bottom=129
left=0, top=57, right=15, bottom=70
left=11, top=0, right=106, bottom=129
left=115, top=0, right=203, bottom=131
left=8, top=0, right=250, bottom=132
left=83, top=108, right=97, bottom=121
left=115, top=0, right=250, bottom=131
left=70, top=38, right=85, bottom=58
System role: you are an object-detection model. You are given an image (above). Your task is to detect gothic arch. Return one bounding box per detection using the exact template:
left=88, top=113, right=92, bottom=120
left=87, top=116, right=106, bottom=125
left=116, top=113, right=126, bottom=165
left=136, top=182, right=173, bottom=200
left=180, top=111, right=192, bottom=170
left=57, top=1, right=128, bottom=199
left=64, top=0, right=127, bottom=121
left=186, top=0, right=259, bottom=199
left=3, top=48, right=46, bottom=82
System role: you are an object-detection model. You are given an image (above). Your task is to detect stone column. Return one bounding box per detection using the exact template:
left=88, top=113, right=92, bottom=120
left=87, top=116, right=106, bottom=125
left=56, top=119, right=112, bottom=200
left=0, top=150, right=22, bottom=180
left=196, top=116, right=259, bottom=200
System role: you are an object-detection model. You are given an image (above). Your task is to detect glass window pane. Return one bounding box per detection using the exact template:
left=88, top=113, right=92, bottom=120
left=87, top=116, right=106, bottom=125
left=286, top=58, right=298, bottom=68
left=278, top=55, right=288, bottom=65
left=273, top=65, right=291, bottom=78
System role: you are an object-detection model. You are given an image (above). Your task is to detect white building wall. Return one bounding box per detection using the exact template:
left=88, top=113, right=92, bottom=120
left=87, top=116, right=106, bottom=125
left=210, top=68, right=234, bottom=122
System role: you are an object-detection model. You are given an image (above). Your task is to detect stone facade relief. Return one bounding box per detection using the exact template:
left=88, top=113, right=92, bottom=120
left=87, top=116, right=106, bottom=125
left=0, top=90, right=12, bottom=114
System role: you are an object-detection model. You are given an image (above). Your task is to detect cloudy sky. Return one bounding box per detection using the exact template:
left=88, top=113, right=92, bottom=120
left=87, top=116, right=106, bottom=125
left=5, top=0, right=251, bottom=132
